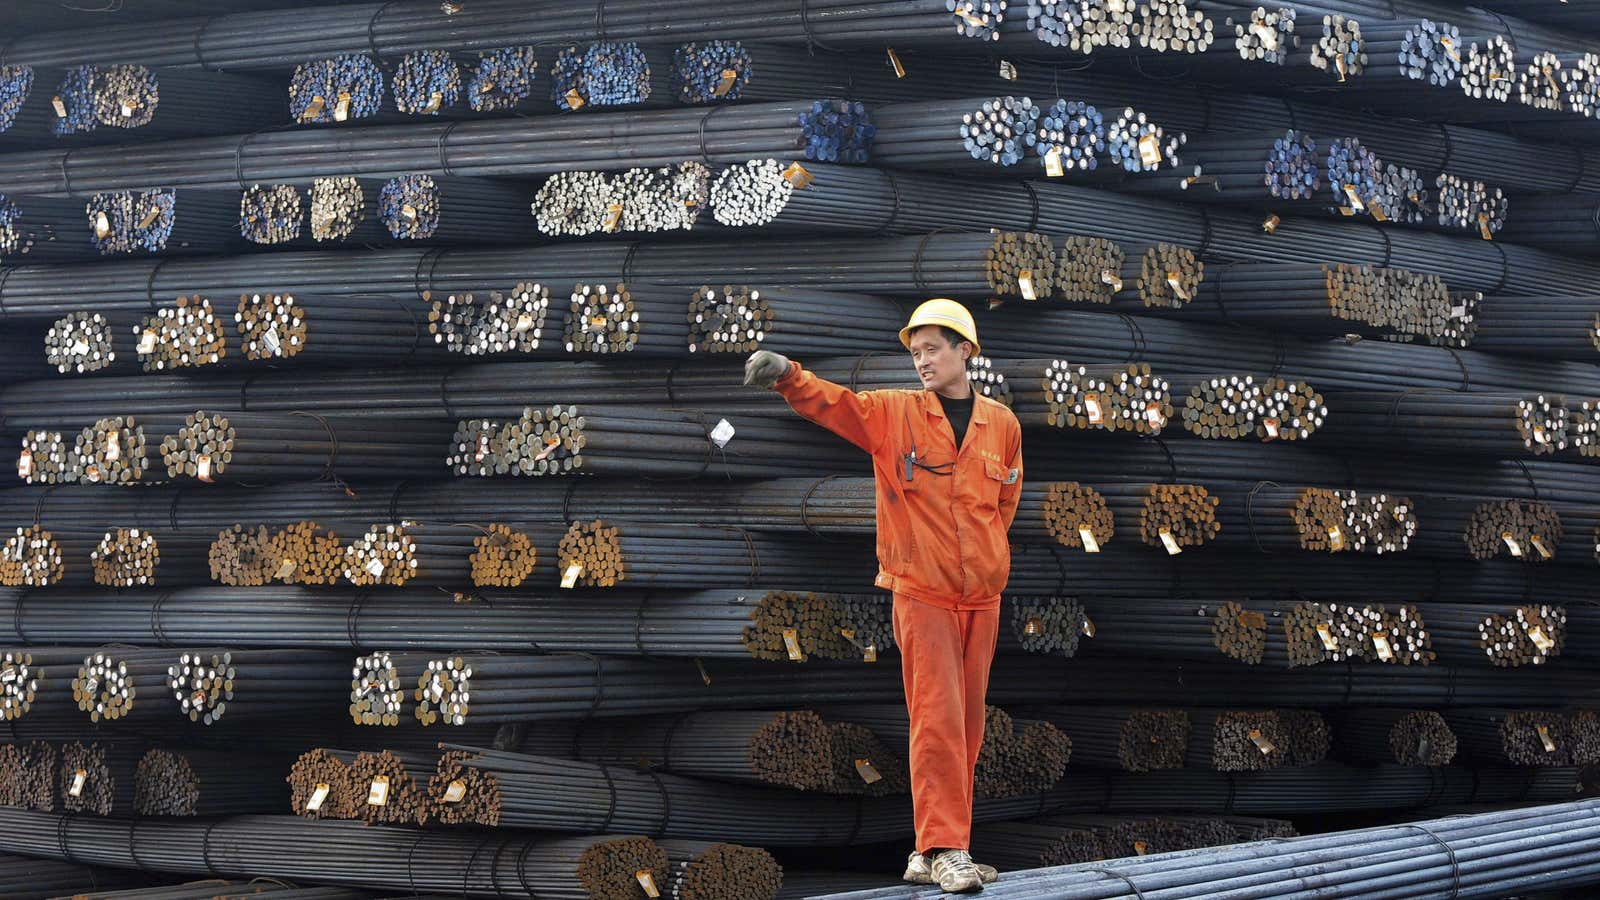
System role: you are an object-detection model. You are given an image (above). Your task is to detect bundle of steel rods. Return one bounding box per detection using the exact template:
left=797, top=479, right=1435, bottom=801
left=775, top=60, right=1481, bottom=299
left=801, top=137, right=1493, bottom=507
left=287, top=747, right=360, bottom=820
left=561, top=282, right=690, bottom=355
left=1171, top=373, right=1327, bottom=441
left=59, top=740, right=143, bottom=815
left=291, top=55, right=386, bottom=125
left=375, top=174, right=535, bottom=243
left=1279, top=600, right=1434, bottom=668
left=391, top=50, right=462, bottom=116
left=72, top=649, right=173, bottom=722
left=235, top=292, right=439, bottom=365
left=158, top=410, right=451, bottom=483
left=1078, top=600, right=1276, bottom=665
left=305, top=177, right=389, bottom=243
left=239, top=184, right=304, bottom=245
left=549, top=41, right=671, bottom=111
left=43, top=64, right=283, bottom=139
left=426, top=284, right=559, bottom=357
left=1331, top=708, right=1459, bottom=766
left=0, top=741, right=56, bottom=810
left=1317, top=390, right=1571, bottom=458
left=467, top=45, right=540, bottom=113
left=685, top=285, right=903, bottom=355
left=1445, top=708, right=1600, bottom=767
left=1022, top=360, right=1172, bottom=435
left=1024, top=707, right=1190, bottom=771
left=90, top=526, right=211, bottom=587
left=1, top=525, right=66, bottom=587
left=134, top=295, right=228, bottom=372
left=346, top=749, right=438, bottom=825
left=134, top=748, right=289, bottom=815
left=661, top=840, right=783, bottom=900
left=164, top=648, right=349, bottom=725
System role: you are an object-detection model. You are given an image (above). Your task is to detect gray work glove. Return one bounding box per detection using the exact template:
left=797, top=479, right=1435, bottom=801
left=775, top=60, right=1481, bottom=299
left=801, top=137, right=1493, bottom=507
left=743, top=350, right=791, bottom=388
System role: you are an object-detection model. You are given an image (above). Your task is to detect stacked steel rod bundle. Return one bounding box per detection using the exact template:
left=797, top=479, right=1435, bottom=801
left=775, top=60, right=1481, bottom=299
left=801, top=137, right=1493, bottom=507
left=1005, top=596, right=1089, bottom=658
left=1517, top=50, right=1568, bottom=112
left=468, top=46, right=540, bottom=113
left=1331, top=708, right=1459, bottom=766
left=340, top=522, right=423, bottom=587
left=0, top=648, right=73, bottom=722
left=684, top=285, right=902, bottom=355
left=234, top=292, right=443, bottom=366
left=868, top=96, right=1043, bottom=169
left=550, top=42, right=670, bottom=111
left=740, top=589, right=890, bottom=663
left=64, top=65, right=283, bottom=138
left=1220, top=6, right=1299, bottom=65
left=209, top=524, right=276, bottom=586
left=1085, top=599, right=1274, bottom=664
left=1132, top=483, right=1221, bottom=552
left=58, top=740, right=142, bottom=815
left=1026, top=707, right=1190, bottom=772
left=133, top=748, right=289, bottom=816
left=349, top=650, right=432, bottom=726
left=1436, top=172, right=1509, bottom=237
left=562, top=282, right=691, bottom=355
left=533, top=169, right=620, bottom=236
left=1018, top=0, right=1132, bottom=52
left=1445, top=708, right=1600, bottom=767
left=0, top=741, right=56, bottom=810
left=671, top=41, right=755, bottom=104
left=90, top=527, right=211, bottom=588
left=1026, top=360, right=1173, bottom=434
left=290, top=55, right=386, bottom=125
left=1102, top=107, right=1187, bottom=174
left=376, top=174, right=535, bottom=243
left=239, top=184, right=304, bottom=245
left=158, top=410, right=451, bottom=483
left=391, top=50, right=462, bottom=116
left=1170, top=373, right=1327, bottom=442
left=1574, top=400, right=1600, bottom=459
left=1130, top=0, right=1216, bottom=52
left=262, top=520, right=346, bottom=586
left=1304, top=13, right=1367, bottom=79
left=1562, top=51, right=1600, bottom=119
left=286, top=747, right=360, bottom=819
left=134, top=294, right=228, bottom=372
left=427, top=285, right=559, bottom=357
left=1051, top=235, right=1124, bottom=304
left=1436, top=498, right=1565, bottom=562
left=609, top=162, right=711, bottom=233
left=553, top=519, right=877, bottom=590
left=1031, top=99, right=1107, bottom=173
left=72, top=649, right=174, bottom=723
left=1039, top=481, right=1116, bottom=551
left=1413, top=602, right=1566, bottom=667
left=1182, top=709, right=1298, bottom=771
left=347, top=749, right=438, bottom=825
left=1336, top=490, right=1419, bottom=555
left=17, top=429, right=71, bottom=484
left=1209, top=484, right=1352, bottom=553
left=305, top=177, right=389, bottom=244
left=448, top=404, right=863, bottom=478
left=70, top=414, right=177, bottom=485
left=1469, top=296, right=1600, bottom=360
left=165, top=648, right=350, bottom=725
left=0, top=66, right=36, bottom=136
left=1316, top=390, right=1571, bottom=458
left=1461, top=34, right=1517, bottom=104
left=661, top=840, right=782, bottom=900
left=467, top=522, right=552, bottom=587
left=1279, top=600, right=1434, bottom=668
left=0, top=525, right=66, bottom=587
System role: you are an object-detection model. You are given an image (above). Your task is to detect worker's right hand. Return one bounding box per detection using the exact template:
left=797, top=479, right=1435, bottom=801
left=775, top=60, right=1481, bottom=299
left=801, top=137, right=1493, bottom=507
left=743, top=350, right=791, bottom=388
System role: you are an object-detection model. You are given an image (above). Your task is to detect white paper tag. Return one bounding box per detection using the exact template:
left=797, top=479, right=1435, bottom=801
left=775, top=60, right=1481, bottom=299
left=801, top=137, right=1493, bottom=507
left=1101, top=269, right=1124, bottom=292
left=1372, top=632, right=1394, bottom=661
left=0, top=667, right=14, bottom=684
left=1529, top=536, right=1551, bottom=559
left=1502, top=532, right=1522, bottom=557
left=367, top=776, right=390, bottom=806
left=51, top=96, right=67, bottom=118
left=1327, top=527, right=1344, bottom=550
left=69, top=769, right=87, bottom=797
left=1018, top=270, right=1037, bottom=301
left=1080, top=615, right=1096, bottom=637
left=1084, top=394, right=1104, bottom=426
left=16, top=452, right=32, bottom=480
left=515, top=313, right=534, bottom=333
left=1159, top=528, right=1182, bottom=555
left=1316, top=622, right=1339, bottom=651
left=1262, top=418, right=1281, bottom=441
left=196, top=454, right=213, bottom=483
left=561, top=562, right=583, bottom=589
left=709, top=418, right=736, bottom=448
left=138, top=330, right=157, bottom=354
left=1528, top=626, right=1554, bottom=652
left=1078, top=525, right=1101, bottom=554
left=998, top=60, right=1017, bottom=80
left=71, top=339, right=90, bottom=355
left=365, top=557, right=386, bottom=578
left=1165, top=272, right=1191, bottom=302
left=307, top=783, right=330, bottom=811
left=103, top=432, right=120, bottom=461
left=635, top=871, right=660, bottom=899
left=263, top=326, right=281, bottom=354
left=1044, top=148, right=1064, bottom=178
left=863, top=645, right=877, bottom=663
left=1144, top=403, right=1164, bottom=428
left=1138, top=134, right=1161, bottom=168
left=1248, top=729, right=1276, bottom=755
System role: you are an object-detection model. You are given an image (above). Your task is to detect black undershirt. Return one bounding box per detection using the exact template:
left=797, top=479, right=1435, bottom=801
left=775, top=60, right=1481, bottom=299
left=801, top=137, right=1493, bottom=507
left=938, top=392, right=974, bottom=449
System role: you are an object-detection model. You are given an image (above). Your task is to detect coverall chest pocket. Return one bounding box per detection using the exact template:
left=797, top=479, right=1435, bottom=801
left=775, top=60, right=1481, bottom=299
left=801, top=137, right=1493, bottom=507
left=977, top=459, right=1008, bottom=512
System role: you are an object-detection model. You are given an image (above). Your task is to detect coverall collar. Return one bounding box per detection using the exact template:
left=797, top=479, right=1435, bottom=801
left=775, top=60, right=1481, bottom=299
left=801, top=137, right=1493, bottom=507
left=919, top=388, right=990, bottom=425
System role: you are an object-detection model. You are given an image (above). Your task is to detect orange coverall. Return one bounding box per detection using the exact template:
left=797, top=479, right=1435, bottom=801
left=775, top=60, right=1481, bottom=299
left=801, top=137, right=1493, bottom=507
left=773, top=360, right=1023, bottom=853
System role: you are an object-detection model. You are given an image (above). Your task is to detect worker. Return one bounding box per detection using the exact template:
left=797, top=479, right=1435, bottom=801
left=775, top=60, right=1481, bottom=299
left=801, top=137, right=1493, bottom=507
left=745, top=299, right=1022, bottom=893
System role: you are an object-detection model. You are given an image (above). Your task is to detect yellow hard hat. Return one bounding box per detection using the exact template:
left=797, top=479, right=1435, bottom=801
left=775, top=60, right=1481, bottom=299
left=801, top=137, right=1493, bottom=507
left=899, top=298, right=980, bottom=356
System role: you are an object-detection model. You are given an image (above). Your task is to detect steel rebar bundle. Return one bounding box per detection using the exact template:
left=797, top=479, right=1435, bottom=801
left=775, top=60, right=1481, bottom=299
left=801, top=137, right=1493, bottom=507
left=158, top=410, right=451, bottom=483
left=234, top=292, right=439, bottom=365
left=132, top=295, right=228, bottom=372
left=1023, top=707, right=1191, bottom=772
left=287, top=747, right=360, bottom=820
left=73, top=649, right=176, bottom=723
left=1331, top=708, right=1459, bottom=766
left=549, top=42, right=671, bottom=111
left=305, top=176, right=389, bottom=243
left=134, top=748, right=289, bottom=816
left=90, top=526, right=212, bottom=588
left=375, top=174, right=535, bottom=243
left=426, top=284, right=560, bottom=357
left=348, top=748, right=438, bottom=825
left=1170, top=373, right=1328, bottom=442
left=43, top=65, right=283, bottom=139
left=1, top=525, right=67, bottom=586
left=467, top=45, right=541, bottom=113
left=164, top=648, right=349, bottom=725
left=59, top=740, right=143, bottom=815
left=561, top=282, right=689, bottom=355
left=1317, top=390, right=1572, bottom=458
left=0, top=740, right=57, bottom=810
left=238, top=184, right=304, bottom=246
left=684, top=285, right=903, bottom=356
left=391, top=50, right=462, bottom=116
left=1076, top=600, right=1278, bottom=665
left=659, top=839, right=782, bottom=900
left=1015, top=360, right=1172, bottom=435
left=1445, top=708, right=1600, bottom=767
left=291, top=55, right=386, bottom=125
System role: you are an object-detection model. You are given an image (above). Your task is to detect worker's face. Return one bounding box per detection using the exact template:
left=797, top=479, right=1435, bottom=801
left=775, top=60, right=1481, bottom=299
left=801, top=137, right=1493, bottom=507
left=908, top=326, right=972, bottom=396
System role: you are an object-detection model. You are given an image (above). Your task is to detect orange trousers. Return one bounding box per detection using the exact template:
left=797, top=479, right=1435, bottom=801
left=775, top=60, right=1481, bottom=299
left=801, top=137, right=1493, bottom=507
left=893, top=593, right=1001, bottom=854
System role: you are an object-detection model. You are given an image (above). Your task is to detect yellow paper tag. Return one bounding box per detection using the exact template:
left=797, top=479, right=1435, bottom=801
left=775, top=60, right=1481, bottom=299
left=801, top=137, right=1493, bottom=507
left=999, top=60, right=1018, bottom=81
left=782, top=628, right=804, bottom=661
left=858, top=643, right=877, bottom=663
left=1262, top=215, right=1280, bottom=234
left=1529, top=535, right=1551, bottom=559
left=1372, top=631, right=1394, bottom=661
left=1101, top=269, right=1124, bottom=292
left=602, top=203, right=623, bottom=232
left=1239, top=611, right=1266, bottom=629
left=887, top=47, right=906, bottom=78
left=781, top=162, right=813, bottom=189
left=1327, top=526, right=1344, bottom=550
left=400, top=203, right=418, bottom=221
left=1145, top=403, right=1165, bottom=428
left=1133, top=841, right=1149, bottom=856
left=138, top=205, right=162, bottom=229
left=1044, top=147, right=1064, bottom=177
left=367, top=776, right=390, bottom=806
left=561, top=562, right=583, bottom=589
left=334, top=92, right=351, bottom=122
left=1158, top=527, right=1182, bottom=555
left=1369, top=204, right=1388, bottom=223
left=635, top=871, right=660, bottom=899
left=1342, top=185, right=1365, bottom=211
left=1024, top=617, right=1042, bottom=636
left=1248, top=728, right=1276, bottom=755
left=1084, top=393, right=1104, bottom=426
left=16, top=451, right=32, bottom=479
left=1138, top=134, right=1161, bottom=168
left=854, top=758, right=883, bottom=784
left=51, top=96, right=67, bottom=118
left=1080, top=615, right=1096, bottom=637
left=1335, top=56, right=1347, bottom=82
left=564, top=89, right=586, bottom=109
left=1479, top=215, right=1493, bottom=242
left=307, top=783, right=330, bottom=811
left=424, top=90, right=444, bottom=113
left=714, top=69, right=739, bottom=97
left=443, top=780, right=466, bottom=803
left=276, top=558, right=297, bottom=580
left=1528, top=626, right=1554, bottom=652
left=1536, top=724, right=1557, bottom=753
left=1501, top=532, right=1522, bottom=557
left=1316, top=622, right=1338, bottom=651
left=69, top=769, right=87, bottom=797
left=138, top=329, right=157, bottom=354
left=196, top=454, right=213, bottom=483
left=1078, top=525, right=1101, bottom=553
left=1018, top=270, right=1038, bottom=300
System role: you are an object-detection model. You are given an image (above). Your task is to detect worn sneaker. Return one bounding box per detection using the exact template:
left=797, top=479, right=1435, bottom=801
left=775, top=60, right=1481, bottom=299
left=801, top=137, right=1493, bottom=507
left=905, top=851, right=998, bottom=885
left=930, top=849, right=985, bottom=893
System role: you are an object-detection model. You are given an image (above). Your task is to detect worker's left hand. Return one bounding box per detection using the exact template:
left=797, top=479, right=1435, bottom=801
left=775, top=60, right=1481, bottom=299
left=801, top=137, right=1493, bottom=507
left=743, top=350, right=790, bottom=388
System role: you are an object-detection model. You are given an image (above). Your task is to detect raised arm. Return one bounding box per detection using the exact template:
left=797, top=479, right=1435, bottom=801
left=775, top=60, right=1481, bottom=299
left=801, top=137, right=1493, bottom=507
left=747, top=352, right=889, bottom=454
